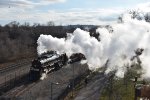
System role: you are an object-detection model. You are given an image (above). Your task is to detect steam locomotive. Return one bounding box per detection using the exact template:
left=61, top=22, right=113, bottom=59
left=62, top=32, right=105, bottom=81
left=29, top=51, right=68, bottom=80
left=29, top=51, right=86, bottom=80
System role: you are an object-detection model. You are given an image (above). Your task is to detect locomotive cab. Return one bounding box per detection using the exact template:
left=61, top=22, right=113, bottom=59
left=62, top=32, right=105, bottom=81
left=29, top=59, right=43, bottom=80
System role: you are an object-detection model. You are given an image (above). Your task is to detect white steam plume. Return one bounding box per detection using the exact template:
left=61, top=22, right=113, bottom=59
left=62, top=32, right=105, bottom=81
left=37, top=28, right=105, bottom=70
left=37, top=12, right=150, bottom=78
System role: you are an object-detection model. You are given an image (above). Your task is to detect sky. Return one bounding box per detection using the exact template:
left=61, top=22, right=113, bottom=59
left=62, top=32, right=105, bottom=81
left=0, top=0, right=150, bottom=25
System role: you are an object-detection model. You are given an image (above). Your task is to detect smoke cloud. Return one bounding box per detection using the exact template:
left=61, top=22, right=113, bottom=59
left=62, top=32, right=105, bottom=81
left=37, top=12, right=150, bottom=78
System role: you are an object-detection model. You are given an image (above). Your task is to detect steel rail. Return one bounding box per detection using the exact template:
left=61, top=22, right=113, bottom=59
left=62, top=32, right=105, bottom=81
left=0, top=60, right=31, bottom=74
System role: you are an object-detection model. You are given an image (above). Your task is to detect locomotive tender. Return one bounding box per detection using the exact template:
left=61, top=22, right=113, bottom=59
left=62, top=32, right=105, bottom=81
left=68, top=53, right=86, bottom=64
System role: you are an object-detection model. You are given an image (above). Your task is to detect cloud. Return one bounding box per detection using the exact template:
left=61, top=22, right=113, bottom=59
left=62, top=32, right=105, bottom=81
left=0, top=7, right=124, bottom=25
left=0, top=0, right=34, bottom=8
left=36, top=0, right=67, bottom=6
left=43, top=0, right=66, bottom=3
left=0, top=1, right=150, bottom=25
left=136, top=2, right=150, bottom=12
left=50, top=9, right=123, bottom=25
left=0, top=0, right=67, bottom=8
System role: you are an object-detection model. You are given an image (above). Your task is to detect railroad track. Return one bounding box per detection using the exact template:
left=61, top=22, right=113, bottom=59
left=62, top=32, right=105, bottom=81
left=1, top=61, right=89, bottom=99
left=0, top=59, right=32, bottom=96
left=0, top=73, right=30, bottom=95
left=0, top=59, right=31, bottom=74
left=14, top=82, right=37, bottom=97
left=1, top=80, right=38, bottom=99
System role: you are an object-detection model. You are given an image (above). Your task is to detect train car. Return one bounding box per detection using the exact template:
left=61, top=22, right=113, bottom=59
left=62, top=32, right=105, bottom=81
left=29, top=51, right=68, bottom=80
left=68, top=53, right=86, bottom=64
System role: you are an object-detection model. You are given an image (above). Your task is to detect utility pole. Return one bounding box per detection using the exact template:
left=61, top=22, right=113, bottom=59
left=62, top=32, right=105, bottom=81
left=109, top=75, right=113, bottom=100
left=51, top=82, right=53, bottom=100
left=50, top=82, right=59, bottom=100
left=72, top=64, right=75, bottom=97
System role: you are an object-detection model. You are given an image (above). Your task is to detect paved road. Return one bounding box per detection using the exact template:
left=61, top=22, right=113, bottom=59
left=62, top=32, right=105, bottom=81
left=74, top=72, right=114, bottom=100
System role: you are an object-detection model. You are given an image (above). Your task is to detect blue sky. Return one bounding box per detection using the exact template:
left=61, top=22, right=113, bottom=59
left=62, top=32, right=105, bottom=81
left=0, top=0, right=150, bottom=25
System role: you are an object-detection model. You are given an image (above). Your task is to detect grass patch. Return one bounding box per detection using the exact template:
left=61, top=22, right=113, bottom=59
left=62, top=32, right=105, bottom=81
left=100, top=64, right=143, bottom=100
left=100, top=78, right=135, bottom=100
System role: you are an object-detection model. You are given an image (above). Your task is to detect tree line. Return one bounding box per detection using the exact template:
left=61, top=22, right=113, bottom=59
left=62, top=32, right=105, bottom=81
left=0, top=21, right=70, bottom=63
left=0, top=21, right=99, bottom=63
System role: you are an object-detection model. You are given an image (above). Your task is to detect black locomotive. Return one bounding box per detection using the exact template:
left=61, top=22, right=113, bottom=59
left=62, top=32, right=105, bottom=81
left=29, top=51, right=86, bottom=80
left=29, top=51, right=68, bottom=80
